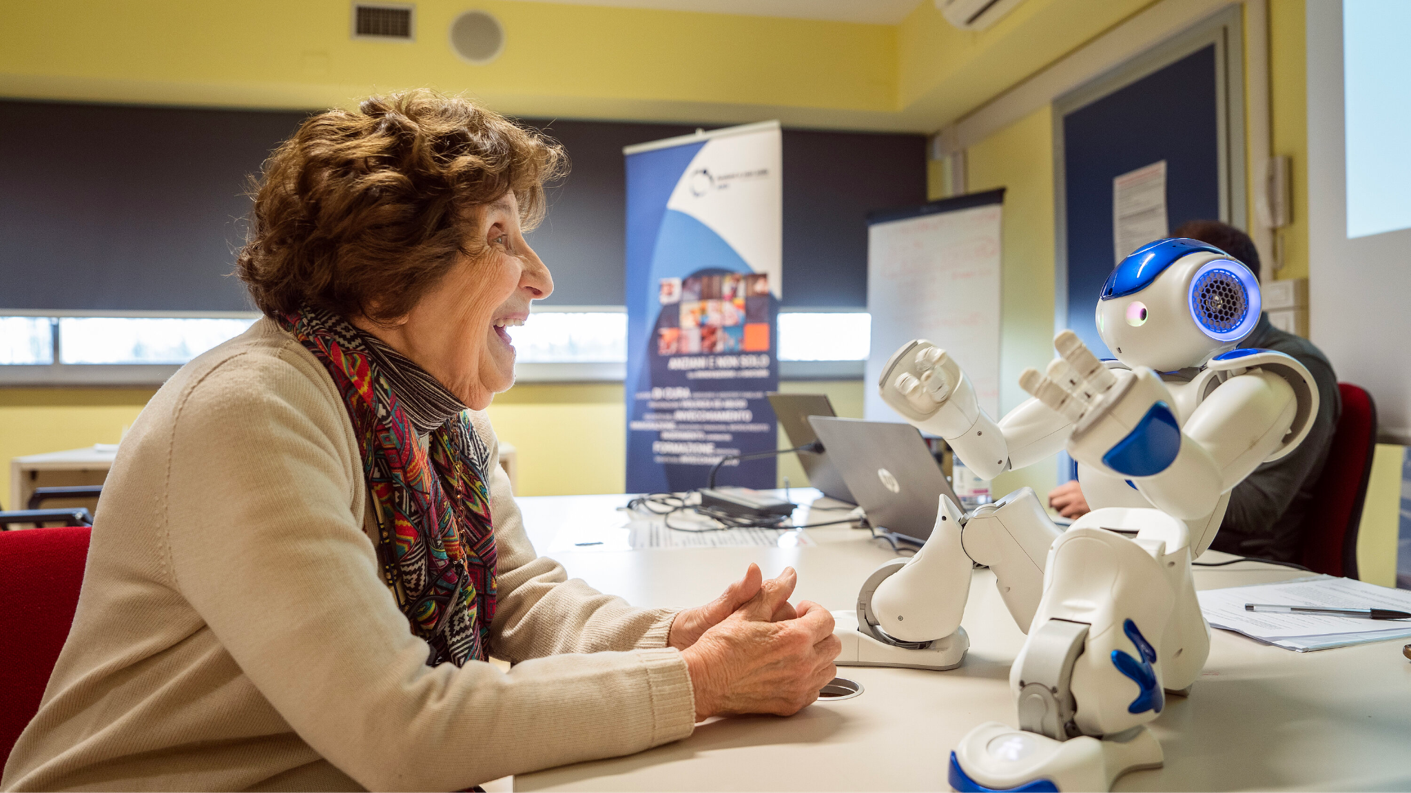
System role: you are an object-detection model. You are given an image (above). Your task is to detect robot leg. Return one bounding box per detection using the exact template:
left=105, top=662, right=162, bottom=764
left=1069, top=509, right=1210, bottom=695
left=952, top=526, right=1174, bottom=791
left=836, top=495, right=972, bottom=671
left=961, top=488, right=1062, bottom=632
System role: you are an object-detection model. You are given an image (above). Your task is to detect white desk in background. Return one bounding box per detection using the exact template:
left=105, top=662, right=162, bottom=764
left=512, top=490, right=1411, bottom=792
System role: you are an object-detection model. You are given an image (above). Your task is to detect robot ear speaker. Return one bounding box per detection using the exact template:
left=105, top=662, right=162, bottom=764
left=1189, top=267, right=1251, bottom=340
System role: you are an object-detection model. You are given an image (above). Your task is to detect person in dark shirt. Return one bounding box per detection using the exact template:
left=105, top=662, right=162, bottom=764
left=1048, top=221, right=1341, bottom=562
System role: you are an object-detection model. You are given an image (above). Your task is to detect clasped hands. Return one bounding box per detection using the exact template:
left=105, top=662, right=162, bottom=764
left=667, top=564, right=841, bottom=722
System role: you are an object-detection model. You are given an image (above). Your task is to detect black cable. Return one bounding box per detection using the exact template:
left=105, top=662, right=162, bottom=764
left=1193, top=556, right=1312, bottom=572
left=623, top=491, right=862, bottom=533
left=706, top=441, right=823, bottom=489
left=867, top=525, right=916, bottom=555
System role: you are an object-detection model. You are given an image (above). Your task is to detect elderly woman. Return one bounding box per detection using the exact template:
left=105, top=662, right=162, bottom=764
left=2, top=90, right=839, bottom=792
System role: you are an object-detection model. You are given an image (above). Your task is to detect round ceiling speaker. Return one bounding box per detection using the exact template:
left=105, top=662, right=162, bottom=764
left=449, top=10, right=505, bottom=64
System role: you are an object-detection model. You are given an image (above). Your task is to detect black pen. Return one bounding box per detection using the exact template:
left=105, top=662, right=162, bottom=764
left=1245, top=603, right=1411, bottom=620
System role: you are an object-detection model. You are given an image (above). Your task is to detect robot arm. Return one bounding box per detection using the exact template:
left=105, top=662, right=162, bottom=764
left=878, top=340, right=1072, bottom=480
left=1020, top=333, right=1314, bottom=526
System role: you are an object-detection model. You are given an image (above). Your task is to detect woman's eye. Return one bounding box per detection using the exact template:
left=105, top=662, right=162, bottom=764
left=494, top=235, right=508, bottom=246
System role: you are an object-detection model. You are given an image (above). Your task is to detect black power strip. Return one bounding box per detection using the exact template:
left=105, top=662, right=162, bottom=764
left=697, top=486, right=795, bottom=519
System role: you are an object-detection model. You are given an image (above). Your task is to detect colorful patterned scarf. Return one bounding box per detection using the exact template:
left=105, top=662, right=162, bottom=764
left=278, top=306, right=497, bottom=666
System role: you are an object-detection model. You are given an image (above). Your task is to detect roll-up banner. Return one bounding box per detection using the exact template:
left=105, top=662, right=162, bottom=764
left=623, top=121, right=782, bottom=493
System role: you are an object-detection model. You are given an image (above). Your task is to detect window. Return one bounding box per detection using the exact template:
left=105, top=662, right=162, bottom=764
left=777, top=312, right=870, bottom=361
left=0, top=317, right=53, bottom=365
left=58, top=317, right=258, bottom=365
left=512, top=311, right=627, bottom=363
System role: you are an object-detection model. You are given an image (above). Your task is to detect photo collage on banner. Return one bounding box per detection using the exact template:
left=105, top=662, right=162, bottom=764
left=624, top=122, right=782, bottom=493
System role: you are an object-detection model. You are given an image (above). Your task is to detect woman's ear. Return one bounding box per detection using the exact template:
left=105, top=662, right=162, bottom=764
left=358, top=297, right=412, bottom=328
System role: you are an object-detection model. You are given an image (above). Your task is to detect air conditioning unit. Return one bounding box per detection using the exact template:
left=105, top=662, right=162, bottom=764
left=935, top=0, right=1026, bottom=31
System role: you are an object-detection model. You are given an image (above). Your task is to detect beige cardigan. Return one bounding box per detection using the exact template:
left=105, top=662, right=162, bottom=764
left=1, top=319, right=695, bottom=792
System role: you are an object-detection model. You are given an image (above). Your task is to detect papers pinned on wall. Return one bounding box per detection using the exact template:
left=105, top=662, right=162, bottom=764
left=1113, top=160, right=1169, bottom=264
left=1198, top=575, right=1411, bottom=652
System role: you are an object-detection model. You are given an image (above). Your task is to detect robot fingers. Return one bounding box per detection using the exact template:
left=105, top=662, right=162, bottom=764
left=1046, top=358, right=1100, bottom=403
left=894, top=345, right=955, bottom=407
left=1054, top=330, right=1118, bottom=393
left=1020, top=367, right=1088, bottom=423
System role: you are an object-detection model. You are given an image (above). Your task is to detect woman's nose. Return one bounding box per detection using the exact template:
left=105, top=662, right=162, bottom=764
left=520, top=243, right=553, bottom=300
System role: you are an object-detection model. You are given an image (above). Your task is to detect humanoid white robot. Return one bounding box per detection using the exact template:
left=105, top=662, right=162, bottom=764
left=839, top=238, right=1319, bottom=791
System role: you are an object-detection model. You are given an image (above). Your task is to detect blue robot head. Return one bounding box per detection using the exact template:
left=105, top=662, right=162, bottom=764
left=1096, top=238, right=1262, bottom=371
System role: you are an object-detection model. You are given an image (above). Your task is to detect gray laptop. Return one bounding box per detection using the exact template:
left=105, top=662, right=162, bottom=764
left=766, top=393, right=855, bottom=504
left=807, top=416, right=961, bottom=545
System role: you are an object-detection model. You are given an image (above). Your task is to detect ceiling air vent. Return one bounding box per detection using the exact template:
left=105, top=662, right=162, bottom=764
left=353, top=3, right=414, bottom=40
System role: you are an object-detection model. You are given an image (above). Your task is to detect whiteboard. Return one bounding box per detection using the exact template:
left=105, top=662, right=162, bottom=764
left=864, top=194, right=1003, bottom=423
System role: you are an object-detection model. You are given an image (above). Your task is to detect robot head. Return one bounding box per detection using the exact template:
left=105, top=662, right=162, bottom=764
left=1096, top=238, right=1262, bottom=371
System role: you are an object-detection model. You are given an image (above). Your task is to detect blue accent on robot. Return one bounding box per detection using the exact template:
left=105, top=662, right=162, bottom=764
left=1112, top=619, right=1164, bottom=715
left=1100, top=401, right=1182, bottom=477
left=949, top=752, right=1060, bottom=793
left=1101, top=238, right=1228, bottom=299
left=1187, top=259, right=1262, bottom=343
left=1212, top=347, right=1270, bottom=360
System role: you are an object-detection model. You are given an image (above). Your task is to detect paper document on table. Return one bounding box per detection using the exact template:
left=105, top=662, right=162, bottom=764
left=549, top=514, right=813, bottom=552
left=1198, top=575, right=1411, bottom=651
left=1113, top=160, right=1168, bottom=263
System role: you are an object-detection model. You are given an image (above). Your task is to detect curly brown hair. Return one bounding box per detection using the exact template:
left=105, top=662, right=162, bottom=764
left=236, top=89, right=566, bottom=322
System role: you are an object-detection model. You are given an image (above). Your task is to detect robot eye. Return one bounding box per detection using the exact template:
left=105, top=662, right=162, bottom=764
left=1126, top=302, right=1149, bottom=327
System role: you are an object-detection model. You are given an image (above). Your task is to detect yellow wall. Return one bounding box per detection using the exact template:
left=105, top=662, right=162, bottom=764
left=1, top=0, right=1167, bottom=134
left=1268, top=0, right=1309, bottom=281
left=0, top=0, right=899, bottom=129
left=964, top=105, right=1060, bottom=502
left=0, top=389, right=153, bottom=509
left=1357, top=444, right=1405, bottom=588
left=1, top=380, right=866, bottom=500
left=895, top=0, right=1158, bottom=130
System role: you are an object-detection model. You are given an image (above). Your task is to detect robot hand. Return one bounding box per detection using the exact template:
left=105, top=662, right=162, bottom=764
left=879, top=340, right=976, bottom=435
left=1019, top=332, right=1221, bottom=519
left=879, top=340, right=1009, bottom=479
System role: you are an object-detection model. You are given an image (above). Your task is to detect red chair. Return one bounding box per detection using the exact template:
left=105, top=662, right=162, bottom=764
left=1301, top=384, right=1377, bottom=579
left=0, top=526, right=90, bottom=768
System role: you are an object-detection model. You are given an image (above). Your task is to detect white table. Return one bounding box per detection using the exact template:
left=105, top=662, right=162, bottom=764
left=511, top=491, right=1411, bottom=792
left=9, top=446, right=117, bottom=513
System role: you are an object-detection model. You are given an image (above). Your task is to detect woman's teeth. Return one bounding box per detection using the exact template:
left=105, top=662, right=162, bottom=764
left=493, top=318, right=523, bottom=344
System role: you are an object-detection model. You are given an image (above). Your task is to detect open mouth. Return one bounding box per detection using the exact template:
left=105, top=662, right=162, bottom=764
left=492, top=316, right=524, bottom=346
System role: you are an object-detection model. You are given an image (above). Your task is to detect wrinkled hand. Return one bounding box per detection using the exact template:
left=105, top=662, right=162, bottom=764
left=680, top=567, right=841, bottom=720
left=668, top=563, right=797, bottom=650
left=1048, top=480, right=1091, bottom=519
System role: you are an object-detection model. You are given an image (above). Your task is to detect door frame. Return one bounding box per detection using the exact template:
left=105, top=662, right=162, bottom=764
left=1051, top=5, right=1246, bottom=337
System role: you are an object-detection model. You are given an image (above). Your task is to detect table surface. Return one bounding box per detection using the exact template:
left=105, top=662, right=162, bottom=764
left=510, top=491, right=1411, bottom=792
left=11, top=445, right=119, bottom=467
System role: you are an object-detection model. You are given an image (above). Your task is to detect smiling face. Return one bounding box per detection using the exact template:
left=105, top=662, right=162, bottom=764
left=354, top=192, right=553, bottom=409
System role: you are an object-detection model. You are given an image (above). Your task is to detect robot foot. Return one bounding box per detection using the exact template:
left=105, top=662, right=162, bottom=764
left=950, top=723, right=1163, bottom=792
left=1164, top=683, right=1194, bottom=698
left=832, top=611, right=968, bottom=671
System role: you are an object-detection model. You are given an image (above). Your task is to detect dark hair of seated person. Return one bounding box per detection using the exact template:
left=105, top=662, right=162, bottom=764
left=1171, top=219, right=1260, bottom=280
